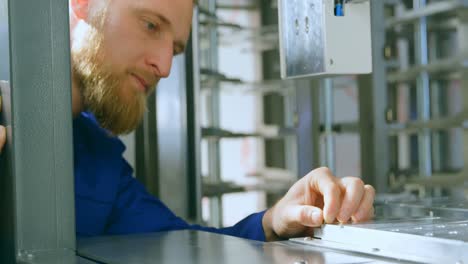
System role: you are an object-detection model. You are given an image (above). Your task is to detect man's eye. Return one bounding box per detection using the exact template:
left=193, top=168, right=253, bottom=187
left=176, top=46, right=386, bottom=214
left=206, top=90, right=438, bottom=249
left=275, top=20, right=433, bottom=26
left=146, top=21, right=158, bottom=32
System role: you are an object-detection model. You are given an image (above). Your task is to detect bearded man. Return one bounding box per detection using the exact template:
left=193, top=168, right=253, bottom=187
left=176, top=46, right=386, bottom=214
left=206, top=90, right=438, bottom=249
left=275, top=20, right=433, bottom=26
left=0, top=0, right=376, bottom=241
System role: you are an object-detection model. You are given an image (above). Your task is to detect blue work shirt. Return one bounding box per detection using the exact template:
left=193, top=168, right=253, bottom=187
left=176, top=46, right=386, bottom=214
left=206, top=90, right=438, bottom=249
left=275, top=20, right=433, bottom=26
left=73, top=112, right=266, bottom=241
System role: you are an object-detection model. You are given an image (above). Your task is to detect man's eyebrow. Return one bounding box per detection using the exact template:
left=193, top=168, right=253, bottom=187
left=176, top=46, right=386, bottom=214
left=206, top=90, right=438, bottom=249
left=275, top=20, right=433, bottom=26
left=134, top=7, right=187, bottom=54
left=134, top=7, right=172, bottom=28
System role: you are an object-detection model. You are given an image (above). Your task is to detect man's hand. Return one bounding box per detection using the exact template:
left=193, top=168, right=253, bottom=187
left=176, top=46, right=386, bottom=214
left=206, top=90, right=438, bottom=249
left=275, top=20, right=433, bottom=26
left=262, top=167, right=375, bottom=241
left=0, top=97, right=5, bottom=153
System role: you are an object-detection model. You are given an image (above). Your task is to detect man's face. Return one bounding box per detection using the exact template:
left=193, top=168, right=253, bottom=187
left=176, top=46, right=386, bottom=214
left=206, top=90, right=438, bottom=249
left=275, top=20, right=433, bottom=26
left=71, top=0, right=193, bottom=135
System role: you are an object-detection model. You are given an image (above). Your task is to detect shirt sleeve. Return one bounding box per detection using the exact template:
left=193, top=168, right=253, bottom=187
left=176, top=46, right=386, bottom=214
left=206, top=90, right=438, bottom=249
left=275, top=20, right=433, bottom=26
left=104, top=159, right=266, bottom=241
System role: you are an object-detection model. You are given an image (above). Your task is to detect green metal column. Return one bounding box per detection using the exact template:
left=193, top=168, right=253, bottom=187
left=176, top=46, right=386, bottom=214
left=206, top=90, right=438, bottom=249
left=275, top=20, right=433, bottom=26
left=0, top=0, right=76, bottom=262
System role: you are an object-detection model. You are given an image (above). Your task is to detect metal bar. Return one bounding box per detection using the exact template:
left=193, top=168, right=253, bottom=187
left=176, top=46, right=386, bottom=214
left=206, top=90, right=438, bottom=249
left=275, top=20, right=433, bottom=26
left=201, top=126, right=296, bottom=139
left=386, top=0, right=467, bottom=28
left=403, top=172, right=468, bottom=188
left=414, top=0, right=432, bottom=178
left=320, top=122, right=360, bottom=134
left=456, top=9, right=468, bottom=178
left=387, top=56, right=468, bottom=83
left=186, top=6, right=203, bottom=223
left=357, top=0, right=389, bottom=192
left=322, top=79, right=335, bottom=172
left=283, top=87, right=298, bottom=177
left=429, top=33, right=442, bottom=173
left=387, top=113, right=468, bottom=135
left=395, top=17, right=412, bottom=173
left=135, top=95, right=159, bottom=197
left=205, top=0, right=222, bottom=228
left=295, top=79, right=321, bottom=177
left=0, top=0, right=76, bottom=262
left=155, top=56, right=193, bottom=218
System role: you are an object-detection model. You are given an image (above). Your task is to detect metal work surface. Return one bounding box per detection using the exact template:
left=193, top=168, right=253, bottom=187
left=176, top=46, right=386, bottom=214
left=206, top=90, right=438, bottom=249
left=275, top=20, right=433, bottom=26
left=77, top=230, right=402, bottom=264
left=377, top=198, right=468, bottom=220
left=292, top=216, right=468, bottom=263
left=16, top=249, right=97, bottom=264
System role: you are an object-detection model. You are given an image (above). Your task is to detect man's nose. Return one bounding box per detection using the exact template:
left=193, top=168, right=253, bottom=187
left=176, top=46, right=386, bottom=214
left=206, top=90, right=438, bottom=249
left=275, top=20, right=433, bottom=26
left=145, top=40, right=173, bottom=78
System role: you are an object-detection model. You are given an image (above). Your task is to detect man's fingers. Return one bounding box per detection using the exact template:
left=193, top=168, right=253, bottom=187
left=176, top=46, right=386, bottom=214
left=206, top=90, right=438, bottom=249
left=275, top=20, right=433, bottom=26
left=351, top=184, right=375, bottom=222
left=309, top=167, right=341, bottom=224
left=337, top=177, right=365, bottom=223
left=0, top=125, right=6, bottom=153
left=285, top=205, right=324, bottom=227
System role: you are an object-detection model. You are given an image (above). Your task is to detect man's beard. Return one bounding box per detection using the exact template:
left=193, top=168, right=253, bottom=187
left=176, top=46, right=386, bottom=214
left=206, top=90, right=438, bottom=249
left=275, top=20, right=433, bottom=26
left=71, top=18, right=147, bottom=135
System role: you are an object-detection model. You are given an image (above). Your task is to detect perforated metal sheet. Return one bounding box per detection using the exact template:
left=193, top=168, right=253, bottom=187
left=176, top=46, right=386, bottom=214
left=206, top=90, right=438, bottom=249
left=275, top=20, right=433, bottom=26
left=278, top=0, right=325, bottom=78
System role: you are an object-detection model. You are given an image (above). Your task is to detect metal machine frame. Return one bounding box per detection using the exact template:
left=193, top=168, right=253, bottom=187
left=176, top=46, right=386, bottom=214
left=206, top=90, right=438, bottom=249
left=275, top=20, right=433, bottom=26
left=0, top=0, right=79, bottom=263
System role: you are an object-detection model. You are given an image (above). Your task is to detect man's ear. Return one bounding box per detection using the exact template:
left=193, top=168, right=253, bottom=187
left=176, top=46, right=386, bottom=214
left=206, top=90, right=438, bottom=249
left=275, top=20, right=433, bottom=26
left=70, top=0, right=89, bottom=20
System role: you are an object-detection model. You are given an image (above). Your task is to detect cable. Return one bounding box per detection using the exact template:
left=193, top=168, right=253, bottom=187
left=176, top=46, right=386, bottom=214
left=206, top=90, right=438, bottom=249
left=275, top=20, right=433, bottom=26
left=334, top=0, right=345, bottom=16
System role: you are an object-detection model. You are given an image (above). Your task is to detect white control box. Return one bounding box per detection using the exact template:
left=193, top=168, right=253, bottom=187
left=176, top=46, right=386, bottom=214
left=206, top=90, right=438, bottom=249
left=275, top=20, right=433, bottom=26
left=278, top=0, right=372, bottom=79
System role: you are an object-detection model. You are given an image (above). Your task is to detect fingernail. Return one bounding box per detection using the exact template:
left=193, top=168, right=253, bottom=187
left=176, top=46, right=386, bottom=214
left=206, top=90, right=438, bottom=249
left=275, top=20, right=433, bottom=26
left=325, top=214, right=335, bottom=224
left=310, top=210, right=323, bottom=225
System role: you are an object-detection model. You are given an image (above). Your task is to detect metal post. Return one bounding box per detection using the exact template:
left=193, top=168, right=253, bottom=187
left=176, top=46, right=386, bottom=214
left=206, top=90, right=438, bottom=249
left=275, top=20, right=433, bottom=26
left=322, top=78, right=336, bottom=172
left=295, top=79, right=321, bottom=177
left=205, top=0, right=222, bottom=227
left=428, top=32, right=441, bottom=174
left=135, top=95, right=159, bottom=197
left=395, top=3, right=411, bottom=175
left=0, top=0, right=76, bottom=262
left=357, top=0, right=389, bottom=192
left=186, top=6, right=203, bottom=223
left=283, top=87, right=298, bottom=177
left=429, top=33, right=443, bottom=196
left=414, top=0, right=432, bottom=178
left=155, top=55, right=192, bottom=219
left=456, top=9, right=468, bottom=178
